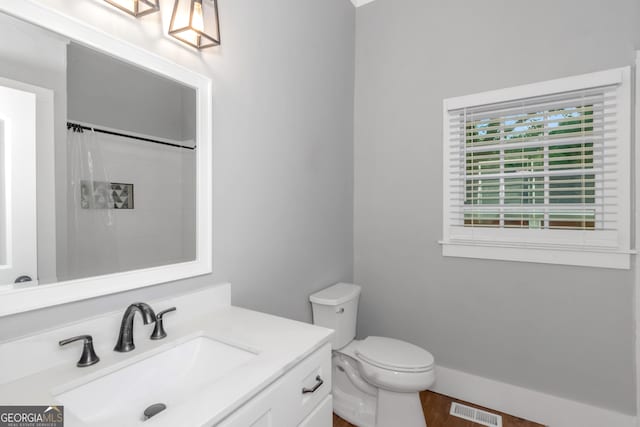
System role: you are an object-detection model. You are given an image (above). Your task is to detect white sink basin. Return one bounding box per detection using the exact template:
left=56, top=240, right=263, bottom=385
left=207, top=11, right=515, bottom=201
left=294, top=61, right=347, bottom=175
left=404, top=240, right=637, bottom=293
left=55, top=336, right=257, bottom=425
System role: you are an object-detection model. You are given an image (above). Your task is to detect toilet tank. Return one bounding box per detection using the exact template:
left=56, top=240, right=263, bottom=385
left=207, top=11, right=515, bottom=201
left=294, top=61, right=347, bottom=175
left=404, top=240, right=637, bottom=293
left=309, top=283, right=361, bottom=349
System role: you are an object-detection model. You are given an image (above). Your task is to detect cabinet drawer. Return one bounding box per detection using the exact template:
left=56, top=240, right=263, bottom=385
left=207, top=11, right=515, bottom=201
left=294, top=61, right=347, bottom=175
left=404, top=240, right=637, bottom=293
left=285, top=342, right=332, bottom=421
left=217, top=343, right=332, bottom=427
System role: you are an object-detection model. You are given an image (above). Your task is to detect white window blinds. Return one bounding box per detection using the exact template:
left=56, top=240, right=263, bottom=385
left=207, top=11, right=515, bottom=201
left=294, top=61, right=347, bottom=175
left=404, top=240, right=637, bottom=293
left=442, top=68, right=631, bottom=268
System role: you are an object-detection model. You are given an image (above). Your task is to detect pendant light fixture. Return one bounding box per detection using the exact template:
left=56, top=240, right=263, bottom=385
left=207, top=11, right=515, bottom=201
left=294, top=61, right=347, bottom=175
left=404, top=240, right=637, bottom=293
left=169, top=0, right=221, bottom=49
left=103, top=0, right=160, bottom=17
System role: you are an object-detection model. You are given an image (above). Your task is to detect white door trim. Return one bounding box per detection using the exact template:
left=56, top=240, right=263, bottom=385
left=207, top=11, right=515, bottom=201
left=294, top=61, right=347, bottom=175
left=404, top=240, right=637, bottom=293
left=634, top=51, right=640, bottom=427
left=0, top=85, right=38, bottom=286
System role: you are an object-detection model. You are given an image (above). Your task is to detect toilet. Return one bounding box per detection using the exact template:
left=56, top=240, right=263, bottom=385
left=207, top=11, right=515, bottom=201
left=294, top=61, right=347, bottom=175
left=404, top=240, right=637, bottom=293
left=309, top=283, right=435, bottom=427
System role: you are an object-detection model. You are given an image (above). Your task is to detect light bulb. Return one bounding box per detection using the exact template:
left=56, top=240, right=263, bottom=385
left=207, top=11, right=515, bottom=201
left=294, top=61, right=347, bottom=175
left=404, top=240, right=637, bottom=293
left=192, top=1, right=205, bottom=32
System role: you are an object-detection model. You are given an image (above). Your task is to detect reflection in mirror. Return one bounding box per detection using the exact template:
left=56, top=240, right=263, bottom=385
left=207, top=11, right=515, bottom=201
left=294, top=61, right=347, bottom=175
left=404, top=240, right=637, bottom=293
left=0, top=12, right=197, bottom=287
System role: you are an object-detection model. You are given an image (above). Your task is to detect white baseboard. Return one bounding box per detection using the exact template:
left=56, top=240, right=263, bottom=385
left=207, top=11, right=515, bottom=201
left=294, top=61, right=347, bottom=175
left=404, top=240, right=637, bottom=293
left=432, top=365, right=636, bottom=427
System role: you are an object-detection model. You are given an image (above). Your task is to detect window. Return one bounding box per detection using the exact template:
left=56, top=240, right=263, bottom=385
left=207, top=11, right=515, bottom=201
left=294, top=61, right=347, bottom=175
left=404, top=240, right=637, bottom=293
left=442, top=68, right=631, bottom=268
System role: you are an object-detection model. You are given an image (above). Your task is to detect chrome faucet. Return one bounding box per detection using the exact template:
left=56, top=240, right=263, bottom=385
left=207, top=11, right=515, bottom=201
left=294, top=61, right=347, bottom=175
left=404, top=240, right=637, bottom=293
left=114, top=302, right=156, bottom=352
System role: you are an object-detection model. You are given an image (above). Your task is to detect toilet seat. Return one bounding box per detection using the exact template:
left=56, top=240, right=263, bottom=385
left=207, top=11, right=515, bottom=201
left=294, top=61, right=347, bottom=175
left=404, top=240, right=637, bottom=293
left=355, top=336, right=434, bottom=373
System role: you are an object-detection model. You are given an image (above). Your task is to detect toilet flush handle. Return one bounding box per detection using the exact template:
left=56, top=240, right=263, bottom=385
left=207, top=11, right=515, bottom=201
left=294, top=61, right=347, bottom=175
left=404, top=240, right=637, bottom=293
left=336, top=307, right=345, bottom=314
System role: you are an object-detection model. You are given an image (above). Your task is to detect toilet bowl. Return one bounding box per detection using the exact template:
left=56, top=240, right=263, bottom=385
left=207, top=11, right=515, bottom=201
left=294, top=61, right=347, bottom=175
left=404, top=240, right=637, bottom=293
left=310, top=283, right=436, bottom=427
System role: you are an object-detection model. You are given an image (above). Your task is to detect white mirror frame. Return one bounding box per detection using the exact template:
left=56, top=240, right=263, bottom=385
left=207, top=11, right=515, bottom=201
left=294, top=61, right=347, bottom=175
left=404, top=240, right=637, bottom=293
left=0, top=0, right=213, bottom=316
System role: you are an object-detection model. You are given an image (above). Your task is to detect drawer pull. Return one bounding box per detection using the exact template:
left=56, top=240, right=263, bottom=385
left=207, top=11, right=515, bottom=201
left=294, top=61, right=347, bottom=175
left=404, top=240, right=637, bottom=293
left=302, top=375, right=324, bottom=394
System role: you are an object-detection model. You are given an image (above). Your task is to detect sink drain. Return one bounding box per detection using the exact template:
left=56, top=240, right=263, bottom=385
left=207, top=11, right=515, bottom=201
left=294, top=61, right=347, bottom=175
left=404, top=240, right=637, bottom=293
left=144, top=403, right=167, bottom=420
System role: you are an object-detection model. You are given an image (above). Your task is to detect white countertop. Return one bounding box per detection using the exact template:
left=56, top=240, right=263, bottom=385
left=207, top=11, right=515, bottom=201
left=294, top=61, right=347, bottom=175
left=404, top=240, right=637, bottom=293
left=0, top=284, right=333, bottom=426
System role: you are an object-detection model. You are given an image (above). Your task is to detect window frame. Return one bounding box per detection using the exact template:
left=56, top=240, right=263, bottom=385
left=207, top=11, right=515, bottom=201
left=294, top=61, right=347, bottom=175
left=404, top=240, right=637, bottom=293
left=441, top=67, right=632, bottom=269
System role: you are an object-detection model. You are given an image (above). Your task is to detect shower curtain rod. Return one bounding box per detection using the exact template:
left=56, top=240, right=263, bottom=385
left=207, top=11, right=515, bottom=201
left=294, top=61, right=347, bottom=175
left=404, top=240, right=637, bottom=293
left=66, top=121, right=196, bottom=150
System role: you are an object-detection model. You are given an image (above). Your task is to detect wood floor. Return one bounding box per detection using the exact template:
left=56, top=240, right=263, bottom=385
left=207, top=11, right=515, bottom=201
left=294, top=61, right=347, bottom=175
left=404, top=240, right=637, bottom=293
left=332, top=390, right=545, bottom=427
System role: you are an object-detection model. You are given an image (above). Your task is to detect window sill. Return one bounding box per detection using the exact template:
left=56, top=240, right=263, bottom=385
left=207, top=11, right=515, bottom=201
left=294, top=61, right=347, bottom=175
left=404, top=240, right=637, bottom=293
left=440, top=240, right=632, bottom=269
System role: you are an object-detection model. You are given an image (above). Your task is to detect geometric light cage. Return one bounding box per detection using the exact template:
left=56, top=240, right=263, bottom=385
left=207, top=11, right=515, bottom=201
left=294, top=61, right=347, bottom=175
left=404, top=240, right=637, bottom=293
left=103, top=0, right=160, bottom=18
left=169, top=0, right=221, bottom=49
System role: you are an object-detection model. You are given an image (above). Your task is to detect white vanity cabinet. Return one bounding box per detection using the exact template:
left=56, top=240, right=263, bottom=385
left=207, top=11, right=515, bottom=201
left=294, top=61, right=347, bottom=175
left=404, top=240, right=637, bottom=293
left=217, top=343, right=332, bottom=427
left=0, top=285, right=335, bottom=427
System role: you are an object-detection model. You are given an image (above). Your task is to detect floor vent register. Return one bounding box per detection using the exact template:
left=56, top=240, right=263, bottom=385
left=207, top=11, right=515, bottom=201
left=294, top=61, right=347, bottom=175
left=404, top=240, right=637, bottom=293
left=450, top=401, right=503, bottom=427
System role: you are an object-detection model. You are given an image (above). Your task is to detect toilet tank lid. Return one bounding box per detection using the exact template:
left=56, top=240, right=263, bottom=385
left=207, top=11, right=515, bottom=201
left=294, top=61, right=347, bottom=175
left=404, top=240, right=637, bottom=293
left=309, top=283, right=361, bottom=306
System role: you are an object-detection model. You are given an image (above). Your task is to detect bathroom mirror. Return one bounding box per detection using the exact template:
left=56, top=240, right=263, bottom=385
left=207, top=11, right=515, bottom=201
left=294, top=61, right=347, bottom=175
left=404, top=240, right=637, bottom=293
left=0, top=3, right=212, bottom=316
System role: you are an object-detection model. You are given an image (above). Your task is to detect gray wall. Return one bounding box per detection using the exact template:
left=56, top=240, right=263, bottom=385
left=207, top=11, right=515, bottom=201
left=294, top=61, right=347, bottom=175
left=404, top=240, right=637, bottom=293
left=65, top=42, right=196, bottom=281
left=354, top=0, right=639, bottom=415
left=67, top=42, right=196, bottom=143
left=1, top=0, right=354, bottom=344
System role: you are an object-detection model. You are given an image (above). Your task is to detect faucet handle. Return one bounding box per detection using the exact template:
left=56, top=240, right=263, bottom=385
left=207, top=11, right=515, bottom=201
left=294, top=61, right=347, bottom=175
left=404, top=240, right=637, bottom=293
left=59, top=335, right=100, bottom=367
left=150, top=307, right=176, bottom=340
